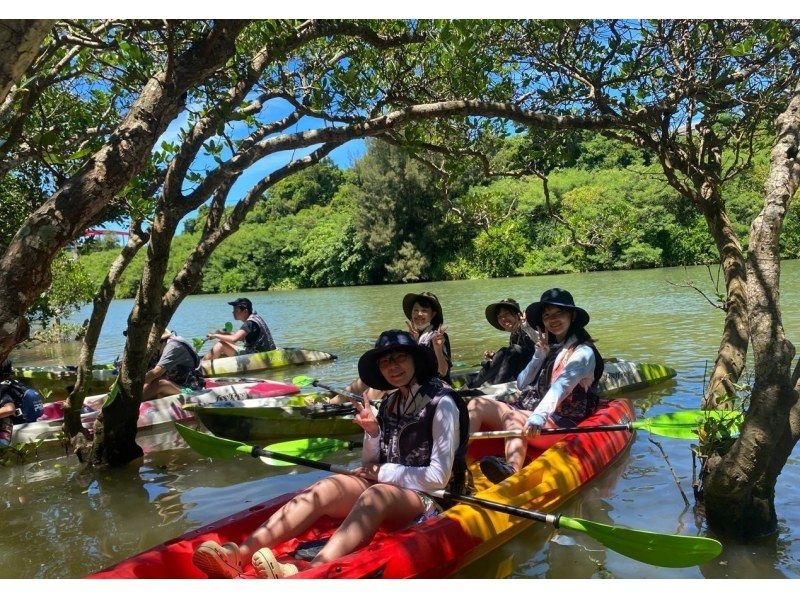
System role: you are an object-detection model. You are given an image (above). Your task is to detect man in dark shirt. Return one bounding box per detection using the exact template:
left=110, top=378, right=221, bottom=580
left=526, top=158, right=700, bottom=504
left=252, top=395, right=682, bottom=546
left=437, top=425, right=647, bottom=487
left=202, top=298, right=276, bottom=362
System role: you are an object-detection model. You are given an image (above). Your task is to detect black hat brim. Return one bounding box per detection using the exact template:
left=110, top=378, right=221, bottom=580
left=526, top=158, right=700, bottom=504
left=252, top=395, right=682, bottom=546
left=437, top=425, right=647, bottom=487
left=525, top=301, right=590, bottom=330
left=358, top=343, right=437, bottom=391
left=484, top=301, right=522, bottom=331
left=402, top=293, right=444, bottom=327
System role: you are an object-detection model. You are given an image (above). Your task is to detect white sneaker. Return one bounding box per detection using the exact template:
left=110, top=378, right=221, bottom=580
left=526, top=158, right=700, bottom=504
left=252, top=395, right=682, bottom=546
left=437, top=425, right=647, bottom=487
left=192, top=541, right=243, bottom=578
left=251, top=547, right=298, bottom=579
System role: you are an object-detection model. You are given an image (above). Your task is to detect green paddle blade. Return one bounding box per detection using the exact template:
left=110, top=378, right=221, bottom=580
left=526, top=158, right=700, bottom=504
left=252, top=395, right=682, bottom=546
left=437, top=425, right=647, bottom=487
left=636, top=409, right=743, bottom=440
left=292, top=375, right=316, bottom=388
left=260, top=437, right=354, bottom=466
left=175, top=423, right=253, bottom=459
left=559, top=516, right=722, bottom=568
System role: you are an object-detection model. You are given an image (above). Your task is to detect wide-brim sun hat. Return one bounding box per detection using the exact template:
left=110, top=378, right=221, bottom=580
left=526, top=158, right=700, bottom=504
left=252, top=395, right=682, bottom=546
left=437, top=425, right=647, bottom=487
left=358, top=330, right=438, bottom=391
left=525, top=288, right=590, bottom=329
left=485, top=298, right=522, bottom=331
left=402, top=292, right=444, bottom=328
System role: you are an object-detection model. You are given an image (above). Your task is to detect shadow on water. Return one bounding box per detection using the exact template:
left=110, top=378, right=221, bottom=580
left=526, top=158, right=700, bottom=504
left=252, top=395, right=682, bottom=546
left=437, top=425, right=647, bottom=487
left=4, top=262, right=800, bottom=578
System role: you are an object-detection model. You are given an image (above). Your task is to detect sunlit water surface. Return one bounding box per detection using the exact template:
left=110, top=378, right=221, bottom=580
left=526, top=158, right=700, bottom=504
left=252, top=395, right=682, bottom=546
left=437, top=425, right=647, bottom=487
left=3, top=262, right=800, bottom=579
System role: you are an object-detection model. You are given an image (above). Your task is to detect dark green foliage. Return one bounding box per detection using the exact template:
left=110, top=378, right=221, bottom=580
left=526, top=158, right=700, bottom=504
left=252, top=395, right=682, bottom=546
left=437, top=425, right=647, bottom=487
left=78, top=132, right=797, bottom=295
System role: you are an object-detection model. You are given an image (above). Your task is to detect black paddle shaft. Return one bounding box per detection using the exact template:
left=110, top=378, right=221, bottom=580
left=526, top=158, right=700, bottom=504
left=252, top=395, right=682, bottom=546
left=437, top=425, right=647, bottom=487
left=440, top=490, right=560, bottom=527
left=250, top=445, right=561, bottom=528
left=251, top=446, right=350, bottom=474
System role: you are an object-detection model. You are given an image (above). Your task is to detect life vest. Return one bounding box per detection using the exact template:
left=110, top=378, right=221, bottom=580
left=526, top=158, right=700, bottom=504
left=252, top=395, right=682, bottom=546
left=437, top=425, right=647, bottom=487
left=515, top=340, right=604, bottom=422
left=0, top=380, right=44, bottom=423
left=245, top=313, right=276, bottom=352
left=163, top=337, right=204, bottom=390
left=376, top=377, right=471, bottom=497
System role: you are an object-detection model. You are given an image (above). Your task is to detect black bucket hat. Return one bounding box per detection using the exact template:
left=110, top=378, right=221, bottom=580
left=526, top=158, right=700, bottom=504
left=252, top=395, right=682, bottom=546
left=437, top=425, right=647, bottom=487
left=402, top=292, right=444, bottom=328
left=525, top=288, right=590, bottom=329
left=485, top=298, right=522, bottom=331
left=357, top=330, right=437, bottom=391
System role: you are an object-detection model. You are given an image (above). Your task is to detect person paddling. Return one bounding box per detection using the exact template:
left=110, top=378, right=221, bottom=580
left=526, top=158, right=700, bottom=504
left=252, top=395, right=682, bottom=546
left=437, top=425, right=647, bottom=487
left=202, top=298, right=276, bottom=362
left=468, top=288, right=604, bottom=484
left=191, top=330, right=469, bottom=579
left=467, top=298, right=540, bottom=388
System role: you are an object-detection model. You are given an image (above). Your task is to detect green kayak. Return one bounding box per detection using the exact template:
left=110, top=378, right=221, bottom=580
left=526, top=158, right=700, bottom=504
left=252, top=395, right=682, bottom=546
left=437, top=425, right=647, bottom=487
left=192, top=359, right=676, bottom=444
left=11, top=364, right=117, bottom=401
left=190, top=392, right=360, bottom=443
left=200, top=347, right=337, bottom=377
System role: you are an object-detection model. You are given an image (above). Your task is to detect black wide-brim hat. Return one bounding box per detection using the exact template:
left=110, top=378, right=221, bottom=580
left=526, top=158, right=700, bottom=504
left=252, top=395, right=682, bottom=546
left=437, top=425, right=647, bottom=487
left=485, top=298, right=522, bottom=331
left=402, top=292, right=444, bottom=328
left=358, top=330, right=438, bottom=391
left=525, top=288, right=590, bottom=329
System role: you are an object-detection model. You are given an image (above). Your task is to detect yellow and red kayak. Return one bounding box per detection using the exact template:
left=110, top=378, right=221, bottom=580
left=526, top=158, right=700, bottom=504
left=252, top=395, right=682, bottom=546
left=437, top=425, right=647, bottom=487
left=89, top=397, right=634, bottom=579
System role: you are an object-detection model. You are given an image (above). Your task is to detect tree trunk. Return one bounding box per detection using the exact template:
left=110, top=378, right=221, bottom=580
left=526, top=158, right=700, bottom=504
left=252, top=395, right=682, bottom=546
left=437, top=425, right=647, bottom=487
left=0, top=20, right=248, bottom=364
left=0, top=20, right=54, bottom=105
left=86, top=209, right=179, bottom=467
left=703, top=84, right=800, bottom=539
left=65, top=221, right=148, bottom=444
left=698, top=194, right=750, bottom=406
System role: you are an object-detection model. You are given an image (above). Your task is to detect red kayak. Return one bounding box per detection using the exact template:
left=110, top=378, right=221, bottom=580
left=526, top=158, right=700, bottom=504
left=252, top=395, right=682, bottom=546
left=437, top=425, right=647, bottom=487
left=89, top=398, right=635, bottom=579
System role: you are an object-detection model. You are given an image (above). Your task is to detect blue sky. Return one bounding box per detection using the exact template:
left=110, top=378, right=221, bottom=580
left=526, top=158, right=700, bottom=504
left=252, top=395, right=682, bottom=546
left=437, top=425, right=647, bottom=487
left=154, top=96, right=368, bottom=232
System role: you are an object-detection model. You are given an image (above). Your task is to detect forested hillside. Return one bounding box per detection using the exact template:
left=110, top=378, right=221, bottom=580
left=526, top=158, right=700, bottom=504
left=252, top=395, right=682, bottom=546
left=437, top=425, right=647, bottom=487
left=79, top=134, right=800, bottom=297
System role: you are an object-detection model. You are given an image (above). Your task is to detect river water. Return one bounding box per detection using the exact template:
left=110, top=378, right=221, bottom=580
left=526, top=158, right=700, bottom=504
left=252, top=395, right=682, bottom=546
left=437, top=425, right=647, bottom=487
left=3, top=262, right=800, bottom=580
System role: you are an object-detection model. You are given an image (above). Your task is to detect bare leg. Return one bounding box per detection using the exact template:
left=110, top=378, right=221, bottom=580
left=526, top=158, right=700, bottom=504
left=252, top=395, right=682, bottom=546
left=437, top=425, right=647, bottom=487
left=142, top=379, right=181, bottom=401
left=238, top=474, right=372, bottom=562
left=202, top=340, right=238, bottom=361
left=311, top=483, right=424, bottom=565
left=468, top=397, right=530, bottom=472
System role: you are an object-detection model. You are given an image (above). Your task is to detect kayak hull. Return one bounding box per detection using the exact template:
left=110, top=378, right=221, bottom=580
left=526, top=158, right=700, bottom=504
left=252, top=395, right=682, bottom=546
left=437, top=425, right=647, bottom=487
left=6, top=381, right=299, bottom=460
left=200, top=347, right=337, bottom=377
left=453, top=358, right=676, bottom=399
left=11, top=364, right=117, bottom=401
left=89, top=398, right=635, bottom=579
left=194, top=395, right=360, bottom=442
left=193, top=358, right=673, bottom=444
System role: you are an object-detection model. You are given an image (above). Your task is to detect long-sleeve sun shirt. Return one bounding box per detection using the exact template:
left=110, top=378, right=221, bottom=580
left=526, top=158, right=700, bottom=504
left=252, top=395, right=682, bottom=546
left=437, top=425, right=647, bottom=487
left=361, top=382, right=459, bottom=493
left=515, top=339, right=596, bottom=426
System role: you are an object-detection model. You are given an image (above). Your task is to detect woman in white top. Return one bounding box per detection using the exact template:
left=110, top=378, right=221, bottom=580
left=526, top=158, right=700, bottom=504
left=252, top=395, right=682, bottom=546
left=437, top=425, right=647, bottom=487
left=467, top=288, right=604, bottom=484
left=191, top=330, right=468, bottom=579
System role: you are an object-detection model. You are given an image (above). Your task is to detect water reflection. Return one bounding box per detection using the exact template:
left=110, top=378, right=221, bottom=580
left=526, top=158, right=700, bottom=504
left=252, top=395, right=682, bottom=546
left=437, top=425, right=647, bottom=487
left=3, top=263, right=800, bottom=578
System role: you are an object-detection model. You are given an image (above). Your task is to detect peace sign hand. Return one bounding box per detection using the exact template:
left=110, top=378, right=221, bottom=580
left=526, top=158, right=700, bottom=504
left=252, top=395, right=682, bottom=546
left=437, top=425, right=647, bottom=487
left=351, top=394, right=380, bottom=438
left=405, top=320, right=420, bottom=341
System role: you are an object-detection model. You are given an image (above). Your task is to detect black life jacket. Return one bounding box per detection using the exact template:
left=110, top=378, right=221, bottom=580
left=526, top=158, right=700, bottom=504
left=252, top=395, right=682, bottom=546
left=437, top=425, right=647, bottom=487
left=245, top=313, right=276, bottom=352
left=376, top=377, right=471, bottom=498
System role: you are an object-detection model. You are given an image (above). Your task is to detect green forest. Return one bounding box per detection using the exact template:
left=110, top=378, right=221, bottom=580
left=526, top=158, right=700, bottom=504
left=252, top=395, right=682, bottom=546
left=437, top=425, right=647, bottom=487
left=78, top=133, right=800, bottom=298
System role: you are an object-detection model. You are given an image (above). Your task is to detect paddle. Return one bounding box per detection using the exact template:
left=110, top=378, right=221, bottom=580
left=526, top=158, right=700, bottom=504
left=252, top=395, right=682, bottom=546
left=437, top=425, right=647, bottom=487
left=469, top=409, right=744, bottom=441
left=253, top=408, right=743, bottom=467
left=291, top=375, right=365, bottom=404
left=292, top=374, right=509, bottom=402
left=175, top=423, right=722, bottom=568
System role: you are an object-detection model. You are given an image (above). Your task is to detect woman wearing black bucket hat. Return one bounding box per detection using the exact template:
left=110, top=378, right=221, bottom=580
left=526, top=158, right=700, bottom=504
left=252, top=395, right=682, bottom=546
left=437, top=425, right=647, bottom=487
left=467, top=298, right=541, bottom=388
left=192, top=330, right=470, bottom=579
left=468, top=288, right=604, bottom=484
left=328, top=291, right=452, bottom=405
left=402, top=291, right=452, bottom=382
